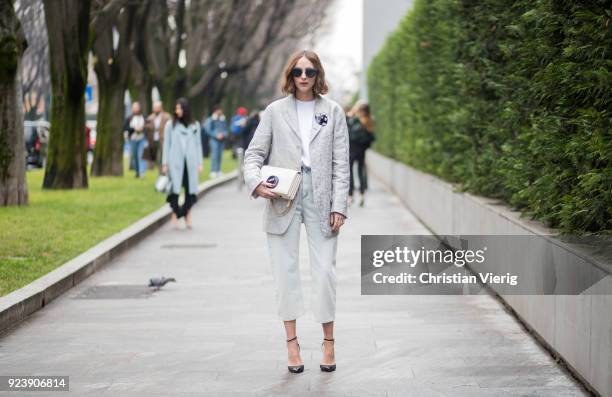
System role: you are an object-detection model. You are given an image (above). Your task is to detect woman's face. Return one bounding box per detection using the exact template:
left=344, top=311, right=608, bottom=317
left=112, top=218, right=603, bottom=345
left=175, top=103, right=184, bottom=119
left=293, top=56, right=317, bottom=96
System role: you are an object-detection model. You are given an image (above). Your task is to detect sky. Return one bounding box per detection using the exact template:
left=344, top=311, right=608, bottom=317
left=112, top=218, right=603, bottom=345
left=313, top=0, right=363, bottom=105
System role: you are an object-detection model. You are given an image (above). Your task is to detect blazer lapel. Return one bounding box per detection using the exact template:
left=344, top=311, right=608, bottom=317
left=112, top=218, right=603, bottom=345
left=309, top=96, right=324, bottom=143
left=281, top=96, right=301, bottom=140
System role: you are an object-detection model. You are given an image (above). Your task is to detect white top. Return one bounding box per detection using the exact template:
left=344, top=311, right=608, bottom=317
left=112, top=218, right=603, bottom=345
left=129, top=114, right=145, bottom=141
left=296, top=99, right=315, bottom=167
left=153, top=113, right=162, bottom=141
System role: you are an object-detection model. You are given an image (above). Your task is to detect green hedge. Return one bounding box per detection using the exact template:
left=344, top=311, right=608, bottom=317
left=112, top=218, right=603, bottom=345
left=368, top=0, right=611, bottom=233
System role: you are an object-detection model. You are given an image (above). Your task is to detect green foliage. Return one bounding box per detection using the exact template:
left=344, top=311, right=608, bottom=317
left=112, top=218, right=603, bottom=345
left=368, top=0, right=612, bottom=233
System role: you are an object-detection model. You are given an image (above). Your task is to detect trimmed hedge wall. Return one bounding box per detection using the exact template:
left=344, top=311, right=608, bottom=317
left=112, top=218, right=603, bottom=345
left=368, top=0, right=611, bottom=233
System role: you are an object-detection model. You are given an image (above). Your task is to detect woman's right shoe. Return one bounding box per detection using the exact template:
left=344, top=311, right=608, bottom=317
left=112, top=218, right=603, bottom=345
left=286, top=336, right=304, bottom=373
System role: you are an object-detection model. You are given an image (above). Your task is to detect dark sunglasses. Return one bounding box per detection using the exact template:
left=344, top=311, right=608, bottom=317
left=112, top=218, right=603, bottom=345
left=291, top=67, right=318, bottom=78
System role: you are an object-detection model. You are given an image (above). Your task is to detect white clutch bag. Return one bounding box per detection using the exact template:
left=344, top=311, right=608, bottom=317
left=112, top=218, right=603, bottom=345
left=155, top=174, right=172, bottom=194
left=261, top=165, right=302, bottom=200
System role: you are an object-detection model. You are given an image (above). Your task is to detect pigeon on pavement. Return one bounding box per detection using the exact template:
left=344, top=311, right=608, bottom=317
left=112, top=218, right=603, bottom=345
left=148, top=276, right=176, bottom=291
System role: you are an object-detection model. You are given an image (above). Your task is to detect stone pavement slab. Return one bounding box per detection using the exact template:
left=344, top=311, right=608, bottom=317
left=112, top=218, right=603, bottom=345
left=0, top=176, right=588, bottom=396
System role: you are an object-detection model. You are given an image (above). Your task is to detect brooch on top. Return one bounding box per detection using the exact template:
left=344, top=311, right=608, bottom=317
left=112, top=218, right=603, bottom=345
left=315, top=112, right=328, bottom=126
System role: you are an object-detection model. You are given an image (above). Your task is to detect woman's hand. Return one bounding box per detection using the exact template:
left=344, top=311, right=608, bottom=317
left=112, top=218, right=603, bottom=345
left=162, top=164, right=168, bottom=174
left=255, top=181, right=278, bottom=199
left=198, top=164, right=203, bottom=173
left=330, top=212, right=346, bottom=232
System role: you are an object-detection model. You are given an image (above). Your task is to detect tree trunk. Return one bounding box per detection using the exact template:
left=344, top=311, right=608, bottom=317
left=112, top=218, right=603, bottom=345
left=130, top=64, right=152, bottom=115
left=90, top=2, right=138, bottom=177
left=130, top=1, right=153, bottom=113
left=41, top=0, right=90, bottom=189
left=128, top=77, right=152, bottom=116
left=158, top=74, right=181, bottom=114
left=189, top=92, right=207, bottom=122
left=136, top=80, right=152, bottom=116
left=91, top=81, right=124, bottom=176
left=0, top=0, right=28, bottom=206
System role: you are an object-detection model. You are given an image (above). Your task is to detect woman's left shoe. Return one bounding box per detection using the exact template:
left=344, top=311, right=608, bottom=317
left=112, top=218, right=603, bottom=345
left=170, top=213, right=179, bottom=230
left=320, top=338, right=336, bottom=372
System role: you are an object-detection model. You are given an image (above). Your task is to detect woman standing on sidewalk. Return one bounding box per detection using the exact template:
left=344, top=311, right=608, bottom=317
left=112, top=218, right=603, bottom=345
left=162, top=98, right=203, bottom=229
left=244, top=50, right=350, bottom=373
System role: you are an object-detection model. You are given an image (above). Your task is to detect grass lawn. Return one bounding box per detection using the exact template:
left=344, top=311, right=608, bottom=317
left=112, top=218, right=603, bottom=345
left=0, top=150, right=236, bottom=297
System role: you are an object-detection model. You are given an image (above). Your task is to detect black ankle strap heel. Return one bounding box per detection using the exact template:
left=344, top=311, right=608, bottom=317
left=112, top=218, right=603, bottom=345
left=287, top=336, right=304, bottom=373
left=320, top=338, right=336, bottom=372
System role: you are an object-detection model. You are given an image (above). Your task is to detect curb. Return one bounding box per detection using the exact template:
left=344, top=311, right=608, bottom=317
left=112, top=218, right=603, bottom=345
left=0, top=171, right=238, bottom=336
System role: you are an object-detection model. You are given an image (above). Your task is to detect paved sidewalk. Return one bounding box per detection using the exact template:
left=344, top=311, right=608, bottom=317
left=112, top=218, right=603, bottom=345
left=0, top=176, right=588, bottom=396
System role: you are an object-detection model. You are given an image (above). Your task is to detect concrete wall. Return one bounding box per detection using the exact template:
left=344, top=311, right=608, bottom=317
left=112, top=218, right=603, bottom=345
left=360, top=0, right=413, bottom=101
left=367, top=150, right=612, bottom=397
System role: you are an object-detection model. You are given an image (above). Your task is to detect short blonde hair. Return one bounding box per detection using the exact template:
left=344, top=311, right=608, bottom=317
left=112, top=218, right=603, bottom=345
left=280, top=50, right=329, bottom=96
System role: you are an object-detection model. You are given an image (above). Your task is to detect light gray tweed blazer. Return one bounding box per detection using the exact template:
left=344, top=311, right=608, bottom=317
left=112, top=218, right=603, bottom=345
left=244, top=94, right=350, bottom=237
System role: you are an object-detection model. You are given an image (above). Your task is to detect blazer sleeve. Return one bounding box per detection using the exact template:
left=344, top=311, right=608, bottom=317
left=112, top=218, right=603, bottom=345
left=162, top=122, right=172, bottom=166
left=330, top=105, right=350, bottom=218
left=243, top=105, right=272, bottom=199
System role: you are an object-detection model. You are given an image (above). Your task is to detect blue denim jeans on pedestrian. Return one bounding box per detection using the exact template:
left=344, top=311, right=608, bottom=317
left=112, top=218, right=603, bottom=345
left=209, top=139, right=223, bottom=173
left=129, top=137, right=147, bottom=177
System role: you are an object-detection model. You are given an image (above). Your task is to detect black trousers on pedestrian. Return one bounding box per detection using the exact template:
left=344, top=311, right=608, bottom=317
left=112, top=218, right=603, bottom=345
left=149, top=140, right=159, bottom=168
left=349, top=148, right=367, bottom=196
left=166, top=160, right=197, bottom=218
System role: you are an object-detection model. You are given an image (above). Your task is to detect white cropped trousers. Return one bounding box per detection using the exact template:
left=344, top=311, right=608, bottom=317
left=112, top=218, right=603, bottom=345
left=266, top=168, right=338, bottom=323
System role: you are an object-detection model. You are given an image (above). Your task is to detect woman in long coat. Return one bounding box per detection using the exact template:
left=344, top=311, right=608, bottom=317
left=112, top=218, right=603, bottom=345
left=244, top=50, right=350, bottom=374
left=162, top=98, right=203, bottom=228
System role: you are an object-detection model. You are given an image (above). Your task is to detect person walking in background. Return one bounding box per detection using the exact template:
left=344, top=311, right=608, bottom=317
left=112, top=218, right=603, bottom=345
left=241, top=110, right=260, bottom=151
left=123, top=102, right=147, bottom=178
left=85, top=125, right=93, bottom=165
left=203, top=105, right=228, bottom=179
left=145, top=101, right=171, bottom=173
left=162, top=98, right=203, bottom=229
left=244, top=49, right=349, bottom=374
left=347, top=101, right=376, bottom=207
left=230, top=107, right=248, bottom=159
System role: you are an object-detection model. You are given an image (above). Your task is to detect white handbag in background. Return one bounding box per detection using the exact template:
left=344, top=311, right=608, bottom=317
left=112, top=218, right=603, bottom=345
left=155, top=174, right=172, bottom=194
left=261, top=165, right=302, bottom=215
